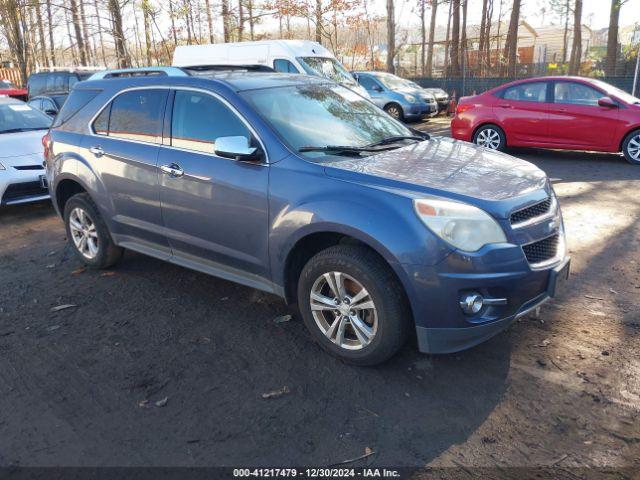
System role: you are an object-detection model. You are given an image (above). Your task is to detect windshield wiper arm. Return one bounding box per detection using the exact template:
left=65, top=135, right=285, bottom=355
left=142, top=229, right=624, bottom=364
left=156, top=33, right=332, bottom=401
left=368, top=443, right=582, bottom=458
left=365, top=135, right=426, bottom=147
left=299, top=144, right=398, bottom=153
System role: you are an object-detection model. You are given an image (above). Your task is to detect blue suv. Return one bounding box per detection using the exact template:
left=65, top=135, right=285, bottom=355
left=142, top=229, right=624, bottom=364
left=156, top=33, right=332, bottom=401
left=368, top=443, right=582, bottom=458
left=46, top=68, right=570, bottom=365
left=353, top=71, right=438, bottom=121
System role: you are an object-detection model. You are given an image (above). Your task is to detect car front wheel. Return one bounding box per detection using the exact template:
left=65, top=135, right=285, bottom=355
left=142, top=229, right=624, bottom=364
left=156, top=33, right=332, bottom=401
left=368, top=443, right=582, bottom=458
left=384, top=103, right=404, bottom=122
left=473, top=124, right=506, bottom=151
left=622, top=130, right=640, bottom=165
left=297, top=245, right=410, bottom=366
left=64, top=193, right=123, bottom=269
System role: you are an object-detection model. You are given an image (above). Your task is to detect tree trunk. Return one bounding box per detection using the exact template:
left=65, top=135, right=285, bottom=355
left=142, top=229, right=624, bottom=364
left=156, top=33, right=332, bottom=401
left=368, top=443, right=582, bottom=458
left=35, top=1, right=48, bottom=67
left=479, top=0, right=488, bottom=71
left=605, top=0, right=622, bottom=76
left=79, top=0, right=93, bottom=63
left=238, top=0, right=244, bottom=40
left=483, top=0, right=493, bottom=74
left=504, top=0, right=521, bottom=77
left=94, top=0, right=107, bottom=66
left=248, top=0, right=255, bottom=40
left=562, top=0, right=569, bottom=63
left=222, top=0, right=231, bottom=42
left=461, top=0, right=468, bottom=76
left=315, top=0, right=322, bottom=43
left=419, top=0, right=426, bottom=76
left=0, top=0, right=29, bottom=86
left=425, top=0, right=437, bottom=77
left=450, top=0, right=460, bottom=76
left=70, top=0, right=88, bottom=65
left=443, top=0, right=452, bottom=76
left=108, top=0, right=131, bottom=68
left=46, top=0, right=55, bottom=66
left=142, top=0, right=153, bottom=64
left=568, top=0, right=582, bottom=75
left=386, top=0, right=395, bottom=73
left=205, top=0, right=215, bottom=42
left=168, top=0, right=178, bottom=45
left=64, top=5, right=78, bottom=65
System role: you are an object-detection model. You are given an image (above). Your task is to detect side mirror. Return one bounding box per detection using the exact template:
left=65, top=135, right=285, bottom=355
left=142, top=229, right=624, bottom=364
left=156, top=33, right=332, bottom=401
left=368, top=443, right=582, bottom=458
left=44, top=109, right=57, bottom=116
left=598, top=96, right=617, bottom=108
left=372, top=85, right=383, bottom=92
left=214, top=136, right=261, bottom=161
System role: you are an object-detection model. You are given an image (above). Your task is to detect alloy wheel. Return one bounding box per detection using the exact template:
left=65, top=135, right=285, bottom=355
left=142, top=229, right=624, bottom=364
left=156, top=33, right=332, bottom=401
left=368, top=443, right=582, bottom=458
left=68, top=207, right=99, bottom=259
left=309, top=271, right=378, bottom=350
left=386, top=106, right=401, bottom=119
left=628, top=134, right=640, bottom=161
left=476, top=128, right=501, bottom=150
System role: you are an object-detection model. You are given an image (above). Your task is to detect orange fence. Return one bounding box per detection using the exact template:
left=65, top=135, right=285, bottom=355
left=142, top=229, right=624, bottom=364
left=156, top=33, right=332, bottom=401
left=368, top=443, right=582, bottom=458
left=0, top=68, right=24, bottom=87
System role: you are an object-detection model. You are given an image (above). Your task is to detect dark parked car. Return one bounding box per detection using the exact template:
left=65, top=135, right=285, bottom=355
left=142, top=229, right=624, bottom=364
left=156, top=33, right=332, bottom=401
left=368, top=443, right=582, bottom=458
left=27, top=94, right=68, bottom=117
left=45, top=70, right=570, bottom=365
left=27, top=69, right=100, bottom=99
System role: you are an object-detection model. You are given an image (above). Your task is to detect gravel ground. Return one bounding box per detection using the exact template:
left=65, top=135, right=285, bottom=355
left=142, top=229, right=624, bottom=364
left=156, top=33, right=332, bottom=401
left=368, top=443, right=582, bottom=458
left=0, top=116, right=638, bottom=474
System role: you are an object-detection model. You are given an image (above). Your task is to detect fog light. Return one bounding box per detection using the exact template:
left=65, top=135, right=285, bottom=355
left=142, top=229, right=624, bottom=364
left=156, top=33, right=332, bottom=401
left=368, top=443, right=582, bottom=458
left=460, top=293, right=484, bottom=315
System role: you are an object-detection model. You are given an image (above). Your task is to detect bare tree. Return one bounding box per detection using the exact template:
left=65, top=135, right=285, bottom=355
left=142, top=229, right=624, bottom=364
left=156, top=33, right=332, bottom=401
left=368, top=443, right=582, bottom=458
left=605, top=0, right=628, bottom=76
left=461, top=0, right=467, bottom=75
left=247, top=0, right=255, bottom=40
left=0, top=0, right=29, bottom=85
left=46, top=0, right=55, bottom=66
left=222, top=0, right=231, bottom=42
left=425, top=0, right=438, bottom=77
left=204, top=0, right=215, bottom=42
left=79, top=0, right=94, bottom=63
left=142, top=0, right=153, bottom=64
left=69, top=0, right=88, bottom=65
left=168, top=0, right=178, bottom=44
left=450, top=0, right=460, bottom=76
left=108, top=0, right=131, bottom=67
left=503, top=0, right=521, bottom=77
left=568, top=0, right=582, bottom=75
left=34, top=0, right=49, bottom=67
left=419, top=0, right=426, bottom=75
left=238, top=0, right=245, bottom=40
left=94, top=0, right=107, bottom=65
left=315, top=0, right=322, bottom=43
left=386, top=0, right=395, bottom=73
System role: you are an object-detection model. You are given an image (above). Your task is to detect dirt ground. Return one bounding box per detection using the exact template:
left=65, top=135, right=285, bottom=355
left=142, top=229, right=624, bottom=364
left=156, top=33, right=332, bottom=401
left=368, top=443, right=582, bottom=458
left=0, top=116, right=638, bottom=475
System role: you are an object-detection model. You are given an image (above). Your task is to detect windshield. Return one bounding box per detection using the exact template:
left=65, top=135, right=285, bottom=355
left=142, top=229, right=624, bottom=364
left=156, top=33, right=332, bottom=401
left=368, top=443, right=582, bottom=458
left=297, top=57, right=357, bottom=86
left=0, top=102, right=52, bottom=133
left=242, top=84, right=413, bottom=160
left=375, top=73, right=411, bottom=91
left=591, top=79, right=640, bottom=105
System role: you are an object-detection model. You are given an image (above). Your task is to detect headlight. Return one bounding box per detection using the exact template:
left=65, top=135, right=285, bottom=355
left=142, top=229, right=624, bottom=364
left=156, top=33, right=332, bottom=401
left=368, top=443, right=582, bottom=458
left=403, top=94, right=417, bottom=103
left=414, top=198, right=507, bottom=252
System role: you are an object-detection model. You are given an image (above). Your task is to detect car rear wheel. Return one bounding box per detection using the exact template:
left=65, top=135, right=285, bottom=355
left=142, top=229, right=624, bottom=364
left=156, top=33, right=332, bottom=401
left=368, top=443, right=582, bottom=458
left=384, top=103, right=404, bottom=122
left=297, top=245, right=410, bottom=366
left=473, top=124, right=506, bottom=151
left=622, top=130, right=640, bottom=165
left=64, top=193, right=123, bottom=269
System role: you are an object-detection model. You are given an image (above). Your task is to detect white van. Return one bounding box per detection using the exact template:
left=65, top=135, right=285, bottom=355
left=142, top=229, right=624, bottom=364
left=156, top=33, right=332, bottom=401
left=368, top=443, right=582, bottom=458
left=172, top=39, right=369, bottom=98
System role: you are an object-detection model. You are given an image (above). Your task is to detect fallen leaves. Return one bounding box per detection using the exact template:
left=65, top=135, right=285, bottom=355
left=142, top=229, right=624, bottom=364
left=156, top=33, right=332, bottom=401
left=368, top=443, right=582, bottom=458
left=261, top=386, right=290, bottom=399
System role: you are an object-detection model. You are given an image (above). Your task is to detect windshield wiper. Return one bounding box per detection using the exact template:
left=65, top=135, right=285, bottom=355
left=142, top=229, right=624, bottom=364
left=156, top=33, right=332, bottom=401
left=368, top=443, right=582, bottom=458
left=0, top=127, right=47, bottom=134
left=299, top=144, right=399, bottom=154
left=365, top=135, right=426, bottom=147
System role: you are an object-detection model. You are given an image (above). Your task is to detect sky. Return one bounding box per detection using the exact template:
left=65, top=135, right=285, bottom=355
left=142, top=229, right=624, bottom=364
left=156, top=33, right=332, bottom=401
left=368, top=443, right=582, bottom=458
left=376, top=0, right=640, bottom=31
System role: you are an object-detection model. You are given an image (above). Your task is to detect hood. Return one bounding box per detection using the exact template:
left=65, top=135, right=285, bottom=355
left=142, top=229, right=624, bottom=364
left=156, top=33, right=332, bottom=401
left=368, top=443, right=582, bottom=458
left=0, top=129, right=47, bottom=159
left=395, top=87, right=434, bottom=101
left=322, top=137, right=549, bottom=216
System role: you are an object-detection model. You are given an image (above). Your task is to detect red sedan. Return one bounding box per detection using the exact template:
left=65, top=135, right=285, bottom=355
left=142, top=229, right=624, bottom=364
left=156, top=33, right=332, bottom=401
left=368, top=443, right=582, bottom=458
left=451, top=76, right=640, bottom=165
left=0, top=79, right=27, bottom=101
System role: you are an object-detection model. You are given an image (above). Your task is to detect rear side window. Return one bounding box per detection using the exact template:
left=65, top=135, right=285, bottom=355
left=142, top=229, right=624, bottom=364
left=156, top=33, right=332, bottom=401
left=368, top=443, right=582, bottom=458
left=93, top=89, right=167, bottom=144
left=273, top=59, right=299, bottom=73
left=171, top=90, right=250, bottom=154
left=52, top=89, right=100, bottom=128
left=501, top=82, right=547, bottom=103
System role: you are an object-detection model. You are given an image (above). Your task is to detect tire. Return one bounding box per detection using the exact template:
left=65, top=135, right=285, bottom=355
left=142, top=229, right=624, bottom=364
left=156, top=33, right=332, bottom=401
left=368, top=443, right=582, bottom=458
left=297, top=245, right=410, bottom=366
left=622, top=129, right=640, bottom=165
left=472, top=124, right=506, bottom=151
left=384, top=103, right=405, bottom=122
left=64, top=193, right=123, bottom=269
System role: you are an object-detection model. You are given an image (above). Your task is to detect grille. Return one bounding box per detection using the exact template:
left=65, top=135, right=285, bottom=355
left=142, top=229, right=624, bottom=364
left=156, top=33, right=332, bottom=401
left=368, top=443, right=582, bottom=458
left=522, top=234, right=559, bottom=265
left=510, top=198, right=552, bottom=225
left=13, top=165, right=44, bottom=171
left=2, top=181, right=48, bottom=204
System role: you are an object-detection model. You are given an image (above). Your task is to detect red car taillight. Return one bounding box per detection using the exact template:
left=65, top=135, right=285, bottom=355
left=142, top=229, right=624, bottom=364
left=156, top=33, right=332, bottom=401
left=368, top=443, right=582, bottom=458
left=456, top=104, right=473, bottom=115
left=42, top=132, right=51, bottom=160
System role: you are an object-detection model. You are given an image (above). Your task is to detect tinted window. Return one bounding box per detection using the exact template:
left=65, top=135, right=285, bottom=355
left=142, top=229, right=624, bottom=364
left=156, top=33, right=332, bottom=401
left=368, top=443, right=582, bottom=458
left=28, top=74, right=46, bottom=96
left=46, top=73, right=69, bottom=93
left=273, top=59, right=299, bottom=73
left=108, top=89, right=167, bottom=143
left=52, top=89, right=100, bottom=128
left=171, top=90, right=250, bottom=154
left=358, top=76, right=381, bottom=91
left=502, top=82, right=547, bottom=102
left=41, top=98, right=57, bottom=111
left=554, top=82, right=601, bottom=106
left=27, top=98, right=42, bottom=110
left=93, top=103, right=110, bottom=135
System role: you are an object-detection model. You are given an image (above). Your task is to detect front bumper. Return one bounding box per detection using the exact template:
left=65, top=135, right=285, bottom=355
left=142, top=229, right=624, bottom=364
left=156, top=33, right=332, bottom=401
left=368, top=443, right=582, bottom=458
left=0, top=156, right=50, bottom=206
left=404, top=102, right=437, bottom=120
left=415, top=257, right=570, bottom=353
left=435, top=99, right=450, bottom=112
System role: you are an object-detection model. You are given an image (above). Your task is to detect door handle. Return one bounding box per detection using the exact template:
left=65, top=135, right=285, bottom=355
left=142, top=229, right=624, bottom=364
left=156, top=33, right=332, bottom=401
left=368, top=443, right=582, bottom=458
left=497, top=103, right=513, bottom=109
left=89, top=146, right=104, bottom=157
left=160, top=163, right=184, bottom=177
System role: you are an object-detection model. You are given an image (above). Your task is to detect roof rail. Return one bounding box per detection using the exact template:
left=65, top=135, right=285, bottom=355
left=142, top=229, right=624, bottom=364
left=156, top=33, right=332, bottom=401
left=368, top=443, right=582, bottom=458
left=35, top=66, right=105, bottom=73
left=87, top=67, right=190, bottom=80
left=183, top=64, right=275, bottom=74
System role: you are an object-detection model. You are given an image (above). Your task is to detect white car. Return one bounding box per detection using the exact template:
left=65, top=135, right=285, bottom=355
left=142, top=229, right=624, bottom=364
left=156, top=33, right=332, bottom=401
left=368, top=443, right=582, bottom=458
left=0, top=97, right=52, bottom=206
